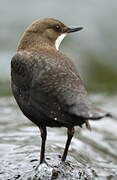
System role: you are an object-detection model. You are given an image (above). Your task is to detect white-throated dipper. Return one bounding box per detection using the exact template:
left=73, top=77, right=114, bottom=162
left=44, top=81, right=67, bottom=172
left=11, top=18, right=111, bottom=164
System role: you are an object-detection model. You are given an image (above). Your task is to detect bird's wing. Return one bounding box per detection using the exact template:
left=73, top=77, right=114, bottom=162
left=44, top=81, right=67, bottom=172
left=32, top=49, right=110, bottom=121
left=11, top=51, right=35, bottom=90
left=11, top=50, right=110, bottom=124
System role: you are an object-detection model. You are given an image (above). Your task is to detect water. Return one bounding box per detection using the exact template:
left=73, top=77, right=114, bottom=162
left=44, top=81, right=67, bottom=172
left=0, top=94, right=117, bottom=180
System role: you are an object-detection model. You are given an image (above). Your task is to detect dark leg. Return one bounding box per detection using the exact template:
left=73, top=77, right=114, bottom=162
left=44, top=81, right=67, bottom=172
left=61, top=127, right=75, bottom=162
left=39, top=127, right=47, bottom=164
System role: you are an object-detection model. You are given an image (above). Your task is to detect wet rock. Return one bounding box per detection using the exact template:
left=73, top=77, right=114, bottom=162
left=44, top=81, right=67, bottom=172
left=25, top=157, right=97, bottom=180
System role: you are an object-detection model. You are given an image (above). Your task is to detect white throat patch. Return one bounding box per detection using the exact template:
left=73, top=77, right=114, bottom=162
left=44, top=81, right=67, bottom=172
left=55, top=33, right=66, bottom=50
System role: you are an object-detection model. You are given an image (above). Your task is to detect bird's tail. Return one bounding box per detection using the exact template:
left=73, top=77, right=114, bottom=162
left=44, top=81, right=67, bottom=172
left=88, top=107, right=113, bottom=120
left=84, top=111, right=112, bottom=131
left=69, top=102, right=113, bottom=131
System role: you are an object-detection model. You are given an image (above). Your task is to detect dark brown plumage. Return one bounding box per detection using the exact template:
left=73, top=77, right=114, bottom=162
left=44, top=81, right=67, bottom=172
left=11, top=18, right=110, bottom=164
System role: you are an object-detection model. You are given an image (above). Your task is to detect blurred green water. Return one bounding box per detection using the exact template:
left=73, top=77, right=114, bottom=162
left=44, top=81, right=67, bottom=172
left=0, top=0, right=117, bottom=97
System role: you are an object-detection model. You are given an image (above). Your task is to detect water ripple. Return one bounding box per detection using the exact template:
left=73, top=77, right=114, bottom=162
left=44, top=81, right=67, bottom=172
left=0, top=95, right=117, bottom=179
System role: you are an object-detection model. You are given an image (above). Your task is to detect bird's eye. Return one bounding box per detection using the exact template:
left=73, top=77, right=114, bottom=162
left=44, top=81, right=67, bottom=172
left=54, top=25, right=61, bottom=32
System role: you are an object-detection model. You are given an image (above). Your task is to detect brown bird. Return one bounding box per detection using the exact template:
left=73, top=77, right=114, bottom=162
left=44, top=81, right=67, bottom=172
left=11, top=18, right=110, bottom=164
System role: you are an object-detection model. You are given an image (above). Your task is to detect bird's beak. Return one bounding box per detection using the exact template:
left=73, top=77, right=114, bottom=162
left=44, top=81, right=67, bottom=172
left=66, top=27, right=83, bottom=33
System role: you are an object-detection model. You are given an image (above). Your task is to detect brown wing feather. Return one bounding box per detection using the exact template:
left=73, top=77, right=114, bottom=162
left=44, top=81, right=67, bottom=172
left=11, top=49, right=110, bottom=128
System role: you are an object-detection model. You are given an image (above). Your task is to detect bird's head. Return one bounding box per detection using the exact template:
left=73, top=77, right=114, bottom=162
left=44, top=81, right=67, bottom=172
left=17, top=18, right=83, bottom=51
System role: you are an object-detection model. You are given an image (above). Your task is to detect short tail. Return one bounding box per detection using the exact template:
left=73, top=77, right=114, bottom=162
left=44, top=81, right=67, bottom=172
left=88, top=110, right=113, bottom=121
left=84, top=112, right=112, bottom=131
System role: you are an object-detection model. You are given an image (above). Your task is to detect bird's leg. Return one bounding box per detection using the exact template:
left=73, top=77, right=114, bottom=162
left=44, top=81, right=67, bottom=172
left=39, top=126, right=47, bottom=164
left=61, top=127, right=75, bottom=162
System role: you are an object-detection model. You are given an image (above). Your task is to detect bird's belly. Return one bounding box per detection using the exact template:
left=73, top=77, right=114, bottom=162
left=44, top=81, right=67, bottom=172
left=11, top=83, right=86, bottom=128
left=11, top=83, right=65, bottom=127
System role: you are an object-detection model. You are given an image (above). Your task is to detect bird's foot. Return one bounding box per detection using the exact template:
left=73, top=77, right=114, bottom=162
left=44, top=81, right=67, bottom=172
left=35, top=159, right=52, bottom=171
left=41, top=159, right=48, bottom=166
